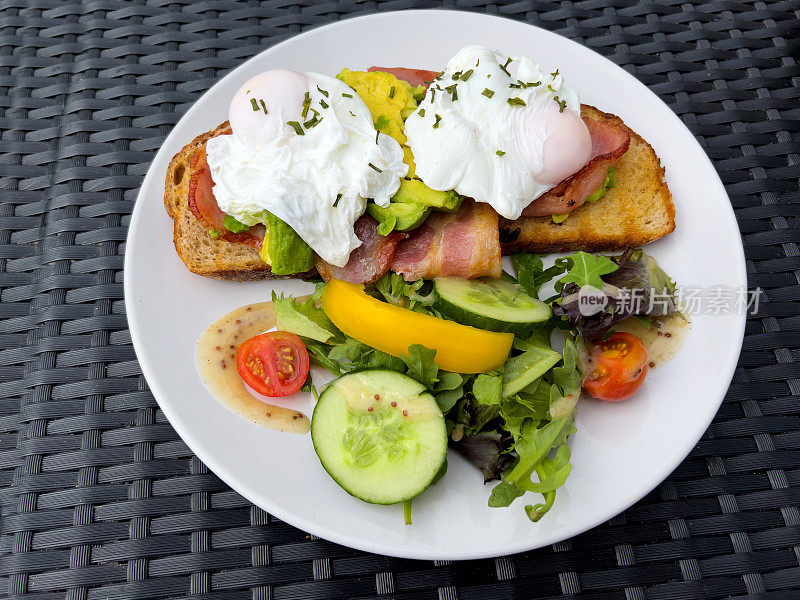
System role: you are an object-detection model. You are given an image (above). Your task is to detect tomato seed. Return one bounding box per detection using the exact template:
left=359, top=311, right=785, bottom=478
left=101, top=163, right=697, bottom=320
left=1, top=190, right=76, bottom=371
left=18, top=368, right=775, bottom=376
left=402, top=410, right=408, bottom=417
left=374, top=394, right=380, bottom=400
left=367, top=406, right=373, bottom=411
left=649, top=362, right=655, bottom=368
left=391, top=401, right=397, bottom=407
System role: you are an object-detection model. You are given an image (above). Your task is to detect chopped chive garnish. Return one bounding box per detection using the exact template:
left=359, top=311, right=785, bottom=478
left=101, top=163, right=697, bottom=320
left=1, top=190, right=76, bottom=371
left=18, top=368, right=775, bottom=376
left=430, top=88, right=436, bottom=102
left=432, top=114, right=441, bottom=129
left=509, top=82, right=521, bottom=89
left=303, top=116, right=320, bottom=128
left=301, top=91, right=311, bottom=119
left=460, top=69, right=474, bottom=81
left=317, top=86, right=329, bottom=97
left=507, top=97, right=526, bottom=107
left=368, top=162, right=382, bottom=173
left=475, top=59, right=480, bottom=67
left=342, top=92, right=352, bottom=98
left=374, top=114, right=390, bottom=130
left=375, top=129, right=379, bottom=143
left=550, top=68, right=560, bottom=78
left=445, top=84, right=458, bottom=101
left=499, top=57, right=513, bottom=76
left=451, top=70, right=462, bottom=80
left=250, top=98, right=259, bottom=111
left=521, top=81, right=541, bottom=88
left=496, top=150, right=505, bottom=156
left=482, top=88, right=495, bottom=98
left=287, top=121, right=304, bottom=135
left=418, top=108, right=425, bottom=117
left=548, top=84, right=556, bottom=92
left=554, top=96, right=567, bottom=112
left=320, top=99, right=329, bottom=109
left=389, top=86, right=395, bottom=99
left=333, top=193, right=342, bottom=207
left=259, top=99, right=268, bottom=114
left=349, top=111, right=355, bottom=117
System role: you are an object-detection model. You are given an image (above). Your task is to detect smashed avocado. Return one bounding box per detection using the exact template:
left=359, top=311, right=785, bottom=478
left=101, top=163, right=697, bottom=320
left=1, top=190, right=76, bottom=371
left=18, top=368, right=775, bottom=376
left=258, top=212, right=315, bottom=275
left=337, top=68, right=417, bottom=146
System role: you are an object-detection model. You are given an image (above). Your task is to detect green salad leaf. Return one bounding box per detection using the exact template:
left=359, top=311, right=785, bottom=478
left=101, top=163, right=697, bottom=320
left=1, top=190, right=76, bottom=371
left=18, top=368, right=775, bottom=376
left=401, top=344, right=439, bottom=390
left=487, top=336, right=582, bottom=521
left=557, top=251, right=619, bottom=290
left=553, top=248, right=679, bottom=339
left=273, top=292, right=339, bottom=343
left=373, top=273, right=434, bottom=312
left=488, top=417, right=576, bottom=514
left=451, top=432, right=510, bottom=483
left=433, top=373, right=468, bottom=413
left=511, top=254, right=570, bottom=298
left=472, top=372, right=503, bottom=406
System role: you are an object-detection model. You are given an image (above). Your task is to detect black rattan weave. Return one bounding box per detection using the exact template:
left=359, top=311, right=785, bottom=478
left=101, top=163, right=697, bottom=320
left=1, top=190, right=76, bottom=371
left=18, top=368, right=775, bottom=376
left=1, top=1, right=798, bottom=599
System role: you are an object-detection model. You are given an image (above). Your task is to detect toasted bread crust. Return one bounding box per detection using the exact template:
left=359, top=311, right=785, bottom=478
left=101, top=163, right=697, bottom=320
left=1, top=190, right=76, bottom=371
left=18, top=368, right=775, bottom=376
left=164, top=121, right=316, bottom=282
left=165, top=106, right=675, bottom=279
left=499, top=105, right=675, bottom=254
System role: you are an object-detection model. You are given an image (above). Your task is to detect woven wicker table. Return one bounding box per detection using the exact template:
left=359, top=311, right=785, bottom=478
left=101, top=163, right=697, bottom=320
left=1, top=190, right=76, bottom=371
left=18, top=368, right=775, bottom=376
left=1, top=1, right=798, bottom=599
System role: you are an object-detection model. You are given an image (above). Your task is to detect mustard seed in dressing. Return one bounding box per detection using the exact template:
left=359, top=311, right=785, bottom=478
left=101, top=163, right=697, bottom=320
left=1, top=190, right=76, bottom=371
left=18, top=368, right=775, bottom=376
left=195, top=301, right=310, bottom=434
left=614, top=314, right=690, bottom=368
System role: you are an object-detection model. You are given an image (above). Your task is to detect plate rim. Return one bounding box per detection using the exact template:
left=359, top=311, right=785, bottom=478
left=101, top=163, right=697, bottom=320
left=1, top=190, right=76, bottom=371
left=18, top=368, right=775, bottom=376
left=124, top=8, right=747, bottom=560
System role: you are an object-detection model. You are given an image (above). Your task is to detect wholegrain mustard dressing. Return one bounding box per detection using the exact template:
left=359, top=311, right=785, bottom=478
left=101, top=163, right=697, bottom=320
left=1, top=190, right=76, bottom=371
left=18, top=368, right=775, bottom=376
left=195, top=302, right=310, bottom=434
left=613, top=314, right=691, bottom=367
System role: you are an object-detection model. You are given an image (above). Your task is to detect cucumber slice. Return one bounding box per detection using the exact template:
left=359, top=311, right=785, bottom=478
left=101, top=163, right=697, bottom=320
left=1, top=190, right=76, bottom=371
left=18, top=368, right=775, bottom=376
left=311, top=370, right=447, bottom=505
left=433, top=277, right=551, bottom=336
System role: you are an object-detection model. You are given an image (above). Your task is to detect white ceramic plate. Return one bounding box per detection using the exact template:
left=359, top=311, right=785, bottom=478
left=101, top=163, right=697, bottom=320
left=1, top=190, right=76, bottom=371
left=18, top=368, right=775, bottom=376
left=125, top=10, right=746, bottom=560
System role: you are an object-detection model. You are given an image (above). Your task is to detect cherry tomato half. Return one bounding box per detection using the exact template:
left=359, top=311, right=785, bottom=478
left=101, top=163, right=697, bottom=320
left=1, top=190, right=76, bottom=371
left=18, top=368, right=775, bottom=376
left=236, top=331, right=309, bottom=397
left=582, top=332, right=649, bottom=402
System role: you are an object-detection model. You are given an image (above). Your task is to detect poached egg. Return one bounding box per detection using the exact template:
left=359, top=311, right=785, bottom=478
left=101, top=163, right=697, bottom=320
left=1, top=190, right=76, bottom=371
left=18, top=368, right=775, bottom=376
left=405, top=46, right=592, bottom=219
left=207, top=69, right=407, bottom=267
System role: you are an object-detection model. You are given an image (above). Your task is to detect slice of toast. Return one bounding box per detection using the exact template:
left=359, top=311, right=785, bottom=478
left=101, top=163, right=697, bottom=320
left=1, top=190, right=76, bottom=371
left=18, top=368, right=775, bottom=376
left=499, top=105, right=675, bottom=254
left=165, top=122, right=315, bottom=282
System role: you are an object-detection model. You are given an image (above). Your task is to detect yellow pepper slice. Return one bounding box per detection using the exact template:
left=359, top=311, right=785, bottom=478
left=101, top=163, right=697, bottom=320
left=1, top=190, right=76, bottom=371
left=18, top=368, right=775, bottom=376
left=321, top=279, right=513, bottom=374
